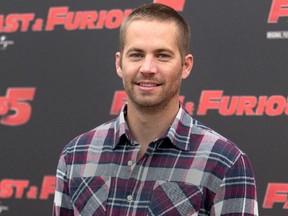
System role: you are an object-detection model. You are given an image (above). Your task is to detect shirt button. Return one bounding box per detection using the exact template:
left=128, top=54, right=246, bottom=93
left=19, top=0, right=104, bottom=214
left=127, top=160, right=133, bottom=166
left=127, top=195, right=133, bottom=202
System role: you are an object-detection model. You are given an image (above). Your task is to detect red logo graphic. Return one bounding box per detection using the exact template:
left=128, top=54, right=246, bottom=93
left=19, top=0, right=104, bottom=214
left=0, top=2, right=186, bottom=33
left=197, top=90, right=288, bottom=116
left=268, top=0, right=288, bottom=23
left=0, top=87, right=36, bottom=126
left=0, top=13, right=35, bottom=32
left=0, top=176, right=55, bottom=200
left=0, top=7, right=132, bottom=32
left=45, top=7, right=132, bottom=31
left=153, top=0, right=186, bottom=11
left=263, top=183, right=288, bottom=209
left=110, top=90, right=288, bottom=116
left=110, top=91, right=127, bottom=115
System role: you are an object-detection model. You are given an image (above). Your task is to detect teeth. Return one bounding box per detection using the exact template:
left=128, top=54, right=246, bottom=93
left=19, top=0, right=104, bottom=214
left=140, top=83, right=157, bottom=87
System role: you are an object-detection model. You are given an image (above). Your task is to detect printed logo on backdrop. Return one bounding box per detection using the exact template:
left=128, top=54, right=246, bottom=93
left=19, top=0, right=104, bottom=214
left=0, top=88, right=36, bottom=126
left=0, top=35, right=14, bottom=50
left=263, top=183, right=288, bottom=209
left=153, top=0, right=186, bottom=11
left=0, top=7, right=132, bottom=32
left=0, top=176, right=55, bottom=201
left=110, top=90, right=288, bottom=116
left=267, top=0, right=288, bottom=39
left=0, top=176, right=55, bottom=214
left=0, top=0, right=185, bottom=33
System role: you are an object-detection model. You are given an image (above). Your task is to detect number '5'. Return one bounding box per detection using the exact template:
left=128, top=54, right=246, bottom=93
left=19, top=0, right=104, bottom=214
left=0, top=88, right=36, bottom=126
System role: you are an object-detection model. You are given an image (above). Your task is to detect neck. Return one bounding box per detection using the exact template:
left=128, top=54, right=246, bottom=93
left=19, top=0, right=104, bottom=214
left=125, top=100, right=179, bottom=147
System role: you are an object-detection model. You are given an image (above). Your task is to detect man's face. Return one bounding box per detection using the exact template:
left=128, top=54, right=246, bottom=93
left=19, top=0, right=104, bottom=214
left=116, top=20, right=193, bottom=110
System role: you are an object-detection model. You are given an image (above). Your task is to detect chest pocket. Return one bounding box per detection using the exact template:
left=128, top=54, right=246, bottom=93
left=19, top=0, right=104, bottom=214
left=70, top=176, right=111, bottom=216
left=148, top=181, right=203, bottom=216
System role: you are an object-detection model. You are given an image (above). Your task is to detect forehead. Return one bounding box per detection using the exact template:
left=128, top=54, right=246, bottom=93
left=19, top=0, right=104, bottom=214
left=123, top=20, right=179, bottom=51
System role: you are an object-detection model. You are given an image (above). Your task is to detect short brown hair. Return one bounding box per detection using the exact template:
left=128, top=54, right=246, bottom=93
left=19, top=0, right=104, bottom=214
left=119, top=3, right=191, bottom=59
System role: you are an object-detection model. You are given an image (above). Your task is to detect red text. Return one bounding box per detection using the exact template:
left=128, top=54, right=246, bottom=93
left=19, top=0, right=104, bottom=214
left=110, top=90, right=288, bottom=117
left=153, top=0, right=186, bottom=11
left=46, top=7, right=132, bottom=31
left=197, top=90, right=288, bottom=116
left=0, top=87, right=36, bottom=126
left=0, top=176, right=55, bottom=200
left=268, top=0, right=288, bottom=23
left=263, top=183, right=288, bottom=209
left=0, top=7, right=132, bottom=33
left=0, top=13, right=35, bottom=33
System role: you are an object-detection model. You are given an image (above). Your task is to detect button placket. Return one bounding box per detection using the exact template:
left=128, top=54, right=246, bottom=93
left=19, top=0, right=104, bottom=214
left=127, top=160, right=133, bottom=166
left=127, top=194, right=133, bottom=202
left=127, top=159, right=136, bottom=173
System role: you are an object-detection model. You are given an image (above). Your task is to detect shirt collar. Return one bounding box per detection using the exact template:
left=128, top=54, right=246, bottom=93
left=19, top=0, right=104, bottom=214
left=113, top=104, right=200, bottom=151
left=166, top=104, right=199, bottom=151
left=113, top=104, right=131, bottom=149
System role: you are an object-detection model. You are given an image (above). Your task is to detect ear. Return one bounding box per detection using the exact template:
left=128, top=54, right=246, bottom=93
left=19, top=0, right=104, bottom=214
left=115, top=52, right=123, bottom=78
left=181, top=54, right=193, bottom=80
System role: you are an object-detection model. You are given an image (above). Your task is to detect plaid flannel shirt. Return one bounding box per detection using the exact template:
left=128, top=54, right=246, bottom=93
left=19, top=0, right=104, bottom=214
left=53, top=104, right=258, bottom=216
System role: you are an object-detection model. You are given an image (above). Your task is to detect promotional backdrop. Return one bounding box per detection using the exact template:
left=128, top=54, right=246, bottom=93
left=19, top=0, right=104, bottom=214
left=1, top=0, right=288, bottom=215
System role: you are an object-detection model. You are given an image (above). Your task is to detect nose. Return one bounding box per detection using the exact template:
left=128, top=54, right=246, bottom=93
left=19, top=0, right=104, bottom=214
left=139, top=56, right=157, bottom=74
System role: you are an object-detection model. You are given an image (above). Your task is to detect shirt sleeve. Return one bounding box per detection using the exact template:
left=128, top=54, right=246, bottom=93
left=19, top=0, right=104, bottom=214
left=52, top=153, right=74, bottom=216
left=210, top=154, right=259, bottom=216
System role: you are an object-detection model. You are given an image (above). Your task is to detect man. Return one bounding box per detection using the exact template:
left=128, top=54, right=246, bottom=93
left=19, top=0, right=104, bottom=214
left=53, top=3, right=258, bottom=215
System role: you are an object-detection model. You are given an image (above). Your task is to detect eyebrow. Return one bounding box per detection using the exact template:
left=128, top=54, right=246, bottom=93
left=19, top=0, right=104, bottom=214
left=154, top=48, right=175, bottom=55
left=126, top=48, right=144, bottom=54
left=125, top=48, right=175, bottom=55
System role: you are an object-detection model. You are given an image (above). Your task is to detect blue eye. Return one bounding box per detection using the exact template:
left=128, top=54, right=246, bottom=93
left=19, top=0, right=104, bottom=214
left=158, top=54, right=169, bottom=58
left=130, top=53, right=143, bottom=58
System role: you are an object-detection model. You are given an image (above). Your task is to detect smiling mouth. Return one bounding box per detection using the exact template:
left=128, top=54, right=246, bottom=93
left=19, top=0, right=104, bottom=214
left=138, top=83, right=160, bottom=87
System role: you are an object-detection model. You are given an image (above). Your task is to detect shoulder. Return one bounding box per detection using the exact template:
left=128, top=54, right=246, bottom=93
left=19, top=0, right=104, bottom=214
left=189, top=121, right=253, bottom=186
left=175, top=107, right=245, bottom=165
left=193, top=121, right=244, bottom=166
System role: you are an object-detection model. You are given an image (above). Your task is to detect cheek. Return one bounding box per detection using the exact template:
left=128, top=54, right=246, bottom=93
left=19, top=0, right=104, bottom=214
left=121, top=72, right=132, bottom=86
left=171, top=68, right=184, bottom=81
left=121, top=65, right=139, bottom=79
